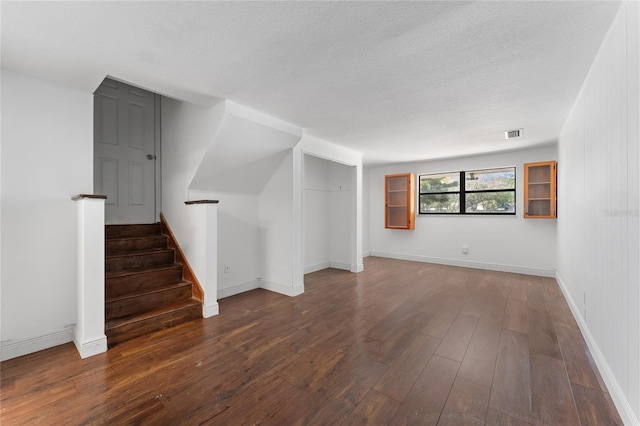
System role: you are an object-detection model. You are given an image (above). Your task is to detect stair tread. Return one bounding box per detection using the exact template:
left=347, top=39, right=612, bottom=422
left=106, top=236, right=166, bottom=244
left=106, top=248, right=173, bottom=259
left=106, top=235, right=165, bottom=241
left=106, top=235, right=167, bottom=245
left=106, top=300, right=201, bottom=330
left=106, top=266, right=179, bottom=280
left=105, top=249, right=175, bottom=274
left=106, top=281, right=192, bottom=303
left=106, top=264, right=182, bottom=279
left=105, top=223, right=161, bottom=239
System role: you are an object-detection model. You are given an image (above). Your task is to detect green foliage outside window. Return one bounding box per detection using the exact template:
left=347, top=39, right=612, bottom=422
left=419, top=168, right=516, bottom=215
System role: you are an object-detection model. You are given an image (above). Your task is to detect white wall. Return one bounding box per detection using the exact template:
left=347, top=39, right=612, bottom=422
left=1, top=70, right=93, bottom=360
left=363, top=168, right=370, bottom=256
left=368, top=144, right=558, bottom=276
left=164, top=100, right=301, bottom=302
left=161, top=97, right=226, bottom=314
left=328, top=161, right=353, bottom=270
left=189, top=189, right=261, bottom=300
left=190, top=107, right=301, bottom=194
left=259, top=150, right=300, bottom=295
left=557, top=3, right=640, bottom=423
left=163, top=99, right=306, bottom=301
left=303, top=155, right=331, bottom=272
left=297, top=135, right=364, bottom=276
left=303, top=155, right=353, bottom=273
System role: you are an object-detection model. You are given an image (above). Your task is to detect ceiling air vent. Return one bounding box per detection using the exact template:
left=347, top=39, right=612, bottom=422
left=505, top=128, right=524, bottom=139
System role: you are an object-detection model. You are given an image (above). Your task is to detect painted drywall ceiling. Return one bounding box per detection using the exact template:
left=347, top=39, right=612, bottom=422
left=1, top=1, right=621, bottom=165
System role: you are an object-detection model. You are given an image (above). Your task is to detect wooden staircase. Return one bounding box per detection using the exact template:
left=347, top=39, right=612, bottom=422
left=105, top=223, right=202, bottom=347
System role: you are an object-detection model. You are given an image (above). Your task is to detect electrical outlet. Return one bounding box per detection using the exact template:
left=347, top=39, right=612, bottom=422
left=224, top=264, right=230, bottom=273
left=462, top=246, right=469, bottom=254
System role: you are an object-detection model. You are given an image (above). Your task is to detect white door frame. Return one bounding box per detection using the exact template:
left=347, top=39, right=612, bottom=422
left=154, top=94, right=161, bottom=222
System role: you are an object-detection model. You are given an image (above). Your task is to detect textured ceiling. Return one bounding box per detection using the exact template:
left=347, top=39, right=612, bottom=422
left=1, top=1, right=621, bottom=165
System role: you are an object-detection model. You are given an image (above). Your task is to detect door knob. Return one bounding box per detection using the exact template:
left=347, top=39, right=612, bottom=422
left=146, top=154, right=157, bottom=160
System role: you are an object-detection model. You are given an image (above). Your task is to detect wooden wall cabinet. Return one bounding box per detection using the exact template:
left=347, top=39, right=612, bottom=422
left=385, top=173, right=415, bottom=229
left=524, top=161, right=557, bottom=219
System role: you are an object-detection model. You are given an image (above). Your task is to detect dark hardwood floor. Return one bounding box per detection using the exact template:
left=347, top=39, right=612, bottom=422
left=1, top=257, right=622, bottom=425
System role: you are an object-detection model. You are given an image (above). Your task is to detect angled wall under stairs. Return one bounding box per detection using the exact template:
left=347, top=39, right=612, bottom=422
left=105, top=223, right=201, bottom=347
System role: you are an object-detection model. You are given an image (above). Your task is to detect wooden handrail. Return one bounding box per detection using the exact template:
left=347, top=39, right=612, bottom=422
left=184, top=199, right=219, bottom=205
left=160, top=213, right=205, bottom=304
left=72, top=194, right=107, bottom=201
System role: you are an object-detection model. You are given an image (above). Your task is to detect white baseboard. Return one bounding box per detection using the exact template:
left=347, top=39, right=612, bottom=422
left=218, top=279, right=261, bottom=299
left=555, top=273, right=640, bottom=426
left=1, top=328, right=74, bottom=362
left=304, top=262, right=331, bottom=274
left=350, top=263, right=364, bottom=273
left=363, top=250, right=371, bottom=257
left=260, top=280, right=304, bottom=297
left=304, top=261, right=354, bottom=274
left=203, top=302, right=219, bottom=318
left=330, top=261, right=351, bottom=271
left=73, top=335, right=107, bottom=359
left=369, top=251, right=556, bottom=277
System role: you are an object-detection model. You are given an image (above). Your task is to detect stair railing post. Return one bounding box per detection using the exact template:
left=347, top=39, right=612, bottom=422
left=72, top=194, right=108, bottom=358
left=185, top=200, right=219, bottom=318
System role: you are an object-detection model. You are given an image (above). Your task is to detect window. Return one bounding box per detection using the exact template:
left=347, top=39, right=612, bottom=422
left=419, top=167, right=516, bottom=215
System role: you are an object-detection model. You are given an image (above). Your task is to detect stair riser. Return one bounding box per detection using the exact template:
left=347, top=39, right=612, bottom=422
left=106, top=285, right=193, bottom=320
left=106, top=304, right=201, bottom=347
left=106, top=251, right=175, bottom=273
left=106, top=267, right=184, bottom=298
left=106, top=236, right=168, bottom=256
left=106, top=224, right=161, bottom=239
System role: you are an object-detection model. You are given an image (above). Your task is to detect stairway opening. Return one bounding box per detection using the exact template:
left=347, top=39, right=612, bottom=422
left=104, top=223, right=201, bottom=347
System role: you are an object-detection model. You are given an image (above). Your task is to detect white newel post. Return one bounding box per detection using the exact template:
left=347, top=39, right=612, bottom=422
left=185, top=200, right=219, bottom=318
left=72, top=194, right=108, bottom=358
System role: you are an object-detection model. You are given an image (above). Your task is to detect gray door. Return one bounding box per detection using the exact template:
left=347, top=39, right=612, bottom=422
left=94, top=78, right=157, bottom=224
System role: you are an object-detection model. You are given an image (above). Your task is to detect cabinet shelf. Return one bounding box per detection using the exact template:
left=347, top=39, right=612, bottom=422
left=385, top=173, right=415, bottom=230
left=524, top=161, right=556, bottom=219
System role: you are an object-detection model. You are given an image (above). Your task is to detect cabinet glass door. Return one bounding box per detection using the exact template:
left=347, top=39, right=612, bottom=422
left=524, top=161, right=556, bottom=219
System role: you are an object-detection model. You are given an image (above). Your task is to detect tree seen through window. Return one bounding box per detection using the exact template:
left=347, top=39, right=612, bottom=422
left=419, top=167, right=516, bottom=215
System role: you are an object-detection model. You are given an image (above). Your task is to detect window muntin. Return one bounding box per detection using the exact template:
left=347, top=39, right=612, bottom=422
left=419, top=167, right=516, bottom=215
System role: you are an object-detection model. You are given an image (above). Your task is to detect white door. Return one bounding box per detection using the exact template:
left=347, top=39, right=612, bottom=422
left=94, top=78, right=157, bottom=224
